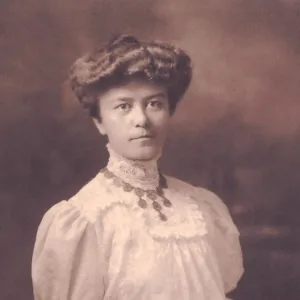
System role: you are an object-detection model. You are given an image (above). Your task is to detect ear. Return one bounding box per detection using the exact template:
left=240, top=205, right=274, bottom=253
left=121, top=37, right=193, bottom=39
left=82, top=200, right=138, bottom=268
left=92, top=118, right=107, bottom=135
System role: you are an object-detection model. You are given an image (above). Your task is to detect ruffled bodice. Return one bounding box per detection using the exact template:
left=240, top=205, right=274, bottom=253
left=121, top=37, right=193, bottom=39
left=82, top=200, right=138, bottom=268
left=32, top=145, right=244, bottom=300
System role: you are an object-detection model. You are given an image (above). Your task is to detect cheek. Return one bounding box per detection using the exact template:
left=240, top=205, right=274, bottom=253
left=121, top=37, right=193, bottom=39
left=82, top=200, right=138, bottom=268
left=101, top=118, right=120, bottom=139
left=156, top=112, right=170, bottom=129
left=153, top=115, right=170, bottom=140
left=106, top=124, right=123, bottom=139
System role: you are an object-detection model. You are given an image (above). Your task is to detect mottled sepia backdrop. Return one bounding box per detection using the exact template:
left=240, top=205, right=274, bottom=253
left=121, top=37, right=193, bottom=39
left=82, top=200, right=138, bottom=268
left=1, top=1, right=300, bottom=300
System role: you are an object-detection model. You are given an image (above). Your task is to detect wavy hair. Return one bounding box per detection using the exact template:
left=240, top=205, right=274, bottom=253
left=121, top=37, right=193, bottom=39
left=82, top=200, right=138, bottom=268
left=69, top=34, right=192, bottom=118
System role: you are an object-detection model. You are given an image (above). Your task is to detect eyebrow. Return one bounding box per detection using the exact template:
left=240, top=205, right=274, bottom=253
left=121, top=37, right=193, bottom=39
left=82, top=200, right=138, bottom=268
left=116, top=93, right=167, bottom=102
left=144, top=92, right=167, bottom=101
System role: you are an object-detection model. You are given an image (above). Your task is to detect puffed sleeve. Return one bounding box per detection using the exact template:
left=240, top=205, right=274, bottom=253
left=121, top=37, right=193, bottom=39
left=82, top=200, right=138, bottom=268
left=199, top=189, right=244, bottom=294
left=32, top=201, right=105, bottom=300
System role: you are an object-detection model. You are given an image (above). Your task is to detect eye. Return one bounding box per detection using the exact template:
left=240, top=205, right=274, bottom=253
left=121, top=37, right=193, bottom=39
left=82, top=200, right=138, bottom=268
left=148, top=100, right=163, bottom=109
left=116, top=103, right=131, bottom=111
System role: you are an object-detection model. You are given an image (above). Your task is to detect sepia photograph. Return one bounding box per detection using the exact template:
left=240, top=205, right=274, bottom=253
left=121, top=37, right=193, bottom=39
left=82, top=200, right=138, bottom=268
left=1, top=1, right=300, bottom=300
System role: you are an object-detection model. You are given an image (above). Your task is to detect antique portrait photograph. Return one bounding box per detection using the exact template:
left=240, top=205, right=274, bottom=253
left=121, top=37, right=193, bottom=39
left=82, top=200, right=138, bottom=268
left=1, top=1, right=299, bottom=300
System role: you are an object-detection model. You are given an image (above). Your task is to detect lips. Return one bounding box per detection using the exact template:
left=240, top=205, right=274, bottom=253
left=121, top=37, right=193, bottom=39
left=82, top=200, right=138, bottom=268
left=132, top=134, right=154, bottom=140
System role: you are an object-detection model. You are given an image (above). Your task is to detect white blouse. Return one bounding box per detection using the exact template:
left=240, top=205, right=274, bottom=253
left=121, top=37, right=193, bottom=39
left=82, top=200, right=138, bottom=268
left=32, top=145, right=244, bottom=300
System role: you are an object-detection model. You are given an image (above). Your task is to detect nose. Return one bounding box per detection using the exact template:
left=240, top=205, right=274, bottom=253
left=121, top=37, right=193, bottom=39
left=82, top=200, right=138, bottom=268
left=132, top=105, right=150, bottom=128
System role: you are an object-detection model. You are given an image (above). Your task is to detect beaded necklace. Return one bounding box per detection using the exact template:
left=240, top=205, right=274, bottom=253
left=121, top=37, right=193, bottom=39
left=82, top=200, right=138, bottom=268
left=101, top=167, right=172, bottom=221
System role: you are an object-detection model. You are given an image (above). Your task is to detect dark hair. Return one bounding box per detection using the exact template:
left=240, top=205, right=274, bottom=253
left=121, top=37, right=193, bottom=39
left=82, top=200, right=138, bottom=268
left=69, top=34, right=192, bottom=119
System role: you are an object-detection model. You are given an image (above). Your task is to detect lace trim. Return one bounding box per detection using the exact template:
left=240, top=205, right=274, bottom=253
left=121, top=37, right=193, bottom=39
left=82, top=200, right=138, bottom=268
left=70, top=172, right=208, bottom=240
left=69, top=163, right=210, bottom=240
left=106, top=144, right=160, bottom=190
left=85, top=172, right=208, bottom=240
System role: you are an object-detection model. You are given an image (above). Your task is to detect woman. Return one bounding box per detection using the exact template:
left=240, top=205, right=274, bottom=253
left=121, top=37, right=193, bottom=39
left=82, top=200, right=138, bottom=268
left=32, top=34, right=244, bottom=300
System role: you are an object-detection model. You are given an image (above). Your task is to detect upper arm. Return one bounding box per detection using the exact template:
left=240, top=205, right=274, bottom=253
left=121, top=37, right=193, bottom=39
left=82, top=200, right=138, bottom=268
left=195, top=188, right=244, bottom=293
left=32, top=201, right=105, bottom=300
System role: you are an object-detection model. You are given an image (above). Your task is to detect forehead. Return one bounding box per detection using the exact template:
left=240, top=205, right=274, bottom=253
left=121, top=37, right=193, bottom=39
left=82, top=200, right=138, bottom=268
left=98, top=80, right=167, bottom=102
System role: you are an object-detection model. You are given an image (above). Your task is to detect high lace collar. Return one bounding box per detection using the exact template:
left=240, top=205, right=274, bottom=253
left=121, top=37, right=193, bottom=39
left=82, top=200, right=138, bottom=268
left=105, top=143, right=161, bottom=190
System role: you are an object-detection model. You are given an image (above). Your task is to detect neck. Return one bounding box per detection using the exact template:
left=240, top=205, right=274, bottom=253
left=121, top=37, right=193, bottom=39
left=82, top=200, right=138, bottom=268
left=105, top=143, right=160, bottom=190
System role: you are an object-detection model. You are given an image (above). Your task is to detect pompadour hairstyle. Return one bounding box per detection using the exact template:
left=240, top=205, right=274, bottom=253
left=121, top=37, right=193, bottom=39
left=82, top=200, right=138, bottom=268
left=69, top=34, right=192, bottom=118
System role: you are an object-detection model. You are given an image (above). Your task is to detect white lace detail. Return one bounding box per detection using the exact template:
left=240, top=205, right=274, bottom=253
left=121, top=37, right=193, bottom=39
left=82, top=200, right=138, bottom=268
left=106, top=143, right=160, bottom=190
left=73, top=172, right=207, bottom=241
left=143, top=187, right=208, bottom=241
left=33, top=158, right=244, bottom=300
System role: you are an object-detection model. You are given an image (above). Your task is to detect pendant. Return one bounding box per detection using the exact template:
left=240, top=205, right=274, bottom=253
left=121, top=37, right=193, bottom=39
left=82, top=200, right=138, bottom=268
left=152, top=201, right=162, bottom=211
left=159, top=212, right=167, bottom=221
left=134, top=187, right=145, bottom=197
left=103, top=169, right=114, bottom=179
left=113, top=177, right=123, bottom=187
left=163, top=198, right=172, bottom=207
left=122, top=182, right=134, bottom=192
left=146, top=190, right=157, bottom=200
left=138, top=198, right=147, bottom=209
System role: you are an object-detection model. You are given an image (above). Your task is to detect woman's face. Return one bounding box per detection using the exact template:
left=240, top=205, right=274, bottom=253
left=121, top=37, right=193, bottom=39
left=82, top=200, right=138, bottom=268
left=94, top=80, right=171, bottom=161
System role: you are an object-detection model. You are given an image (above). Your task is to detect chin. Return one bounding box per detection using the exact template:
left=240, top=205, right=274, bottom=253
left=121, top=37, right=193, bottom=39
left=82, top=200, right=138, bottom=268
left=128, top=147, right=161, bottom=161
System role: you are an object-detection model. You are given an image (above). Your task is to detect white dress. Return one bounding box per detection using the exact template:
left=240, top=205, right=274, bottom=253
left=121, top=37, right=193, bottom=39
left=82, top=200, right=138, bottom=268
left=32, top=145, right=244, bottom=300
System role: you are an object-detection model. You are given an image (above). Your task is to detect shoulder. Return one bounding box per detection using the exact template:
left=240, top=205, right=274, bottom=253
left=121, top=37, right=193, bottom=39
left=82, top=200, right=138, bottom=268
left=164, top=174, right=197, bottom=194
left=164, top=174, right=217, bottom=202
left=164, top=174, right=234, bottom=222
left=67, top=171, right=118, bottom=222
left=41, top=171, right=112, bottom=225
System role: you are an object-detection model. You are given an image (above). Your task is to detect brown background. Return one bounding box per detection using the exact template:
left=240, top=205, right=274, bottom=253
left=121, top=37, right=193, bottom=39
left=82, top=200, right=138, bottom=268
left=1, top=1, right=300, bottom=299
